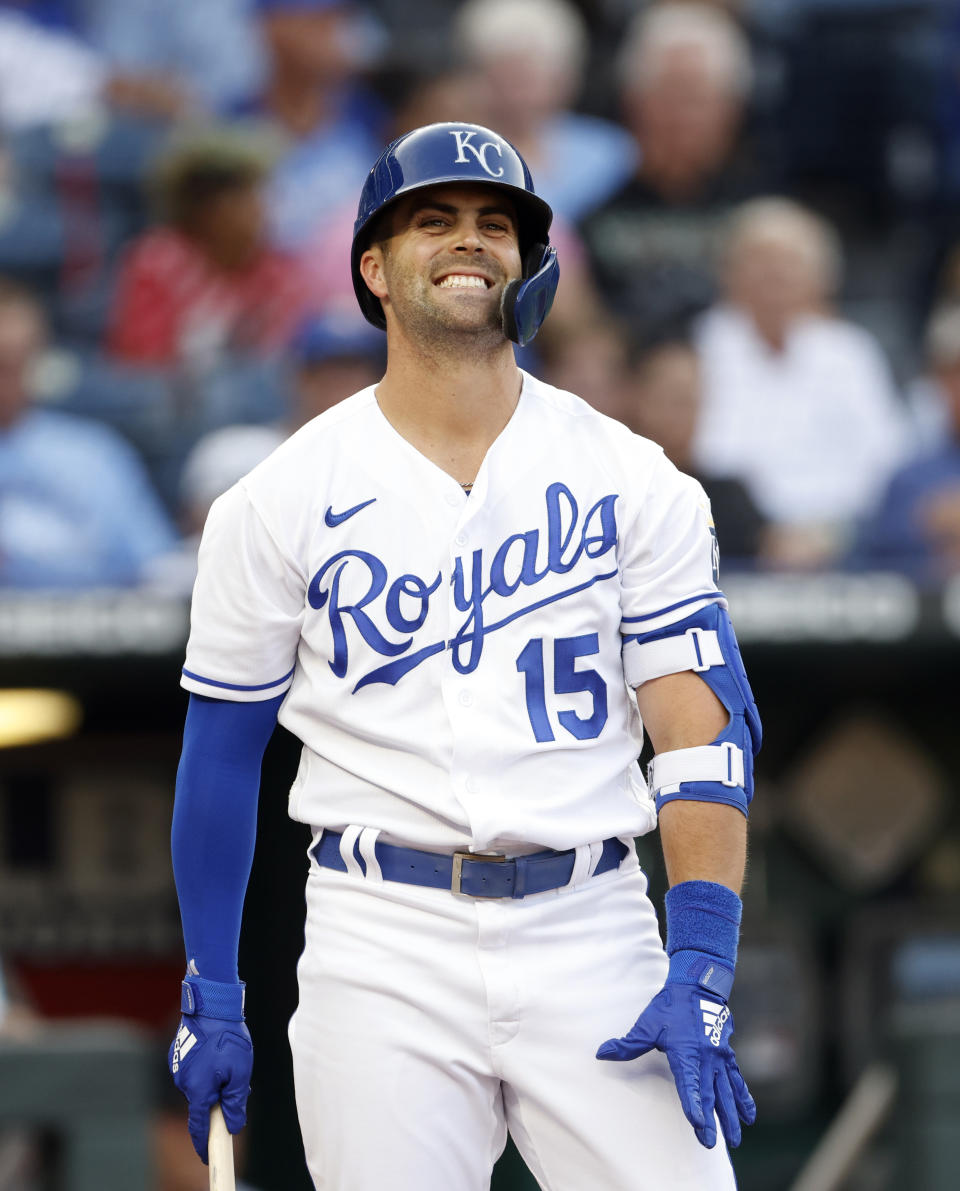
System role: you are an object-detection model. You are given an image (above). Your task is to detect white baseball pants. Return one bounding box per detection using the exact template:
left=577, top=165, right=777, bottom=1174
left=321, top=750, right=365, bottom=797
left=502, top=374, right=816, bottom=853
left=289, top=835, right=737, bottom=1191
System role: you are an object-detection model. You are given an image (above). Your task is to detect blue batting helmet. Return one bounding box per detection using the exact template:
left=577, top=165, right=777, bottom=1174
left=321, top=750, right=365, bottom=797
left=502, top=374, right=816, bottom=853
left=351, top=122, right=559, bottom=346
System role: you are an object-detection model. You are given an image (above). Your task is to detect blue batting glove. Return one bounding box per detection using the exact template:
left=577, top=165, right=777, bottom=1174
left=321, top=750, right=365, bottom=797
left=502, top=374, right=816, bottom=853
left=596, top=948, right=755, bottom=1149
left=168, top=976, right=253, bottom=1163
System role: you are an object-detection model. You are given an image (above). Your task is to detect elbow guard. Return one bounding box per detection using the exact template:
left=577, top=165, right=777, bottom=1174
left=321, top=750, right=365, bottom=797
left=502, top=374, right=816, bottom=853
left=622, top=601, right=761, bottom=817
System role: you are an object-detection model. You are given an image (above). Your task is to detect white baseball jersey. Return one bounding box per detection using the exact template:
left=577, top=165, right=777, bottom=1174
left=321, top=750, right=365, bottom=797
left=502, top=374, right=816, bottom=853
left=182, top=371, right=721, bottom=853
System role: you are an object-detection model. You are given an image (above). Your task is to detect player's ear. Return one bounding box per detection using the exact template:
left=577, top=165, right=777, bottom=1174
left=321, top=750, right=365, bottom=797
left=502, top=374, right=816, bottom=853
left=359, top=246, right=389, bottom=302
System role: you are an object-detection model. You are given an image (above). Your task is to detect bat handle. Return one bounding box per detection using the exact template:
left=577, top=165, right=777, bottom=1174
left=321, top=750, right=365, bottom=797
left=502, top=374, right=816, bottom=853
left=208, top=1102, right=236, bottom=1191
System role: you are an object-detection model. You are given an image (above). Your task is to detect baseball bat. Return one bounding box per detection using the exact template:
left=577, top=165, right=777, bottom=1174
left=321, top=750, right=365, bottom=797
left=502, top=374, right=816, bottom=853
left=208, top=1103, right=235, bottom=1191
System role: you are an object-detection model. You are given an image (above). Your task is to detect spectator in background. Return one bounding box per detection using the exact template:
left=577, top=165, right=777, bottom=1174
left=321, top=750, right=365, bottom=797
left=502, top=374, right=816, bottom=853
left=538, top=317, right=631, bottom=420
left=565, top=3, right=776, bottom=420
left=0, top=2, right=107, bottom=129
left=853, top=304, right=960, bottom=585
left=0, top=278, right=178, bottom=586
left=451, top=0, right=637, bottom=222
left=144, top=422, right=286, bottom=595
left=0, top=0, right=260, bottom=125
left=247, top=0, right=384, bottom=250
left=691, top=197, right=908, bottom=570
left=84, top=0, right=265, bottom=118
left=625, top=333, right=769, bottom=565
left=579, top=1, right=767, bottom=340
left=107, top=125, right=311, bottom=373
left=147, top=313, right=384, bottom=593
left=285, top=310, right=384, bottom=428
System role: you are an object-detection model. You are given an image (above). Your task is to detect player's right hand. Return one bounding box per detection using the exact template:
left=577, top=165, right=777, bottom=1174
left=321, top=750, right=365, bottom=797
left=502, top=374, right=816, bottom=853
left=169, top=991, right=253, bottom=1163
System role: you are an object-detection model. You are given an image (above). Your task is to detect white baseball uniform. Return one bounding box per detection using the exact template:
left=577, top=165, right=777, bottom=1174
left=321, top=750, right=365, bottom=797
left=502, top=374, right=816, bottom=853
left=181, top=371, right=736, bottom=1189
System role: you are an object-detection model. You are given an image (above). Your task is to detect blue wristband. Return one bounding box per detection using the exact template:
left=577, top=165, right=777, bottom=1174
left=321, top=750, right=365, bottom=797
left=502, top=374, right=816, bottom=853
left=664, top=882, right=742, bottom=1002
left=181, top=975, right=246, bottom=1021
left=664, top=880, right=742, bottom=964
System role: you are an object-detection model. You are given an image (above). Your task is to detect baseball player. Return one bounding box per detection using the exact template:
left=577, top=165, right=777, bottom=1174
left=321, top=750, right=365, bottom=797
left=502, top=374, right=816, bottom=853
left=168, top=121, right=760, bottom=1190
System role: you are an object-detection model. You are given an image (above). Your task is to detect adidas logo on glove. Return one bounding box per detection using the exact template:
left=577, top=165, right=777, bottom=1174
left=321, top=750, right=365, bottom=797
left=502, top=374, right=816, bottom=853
left=700, top=1001, right=730, bottom=1048
left=171, top=1024, right=198, bottom=1073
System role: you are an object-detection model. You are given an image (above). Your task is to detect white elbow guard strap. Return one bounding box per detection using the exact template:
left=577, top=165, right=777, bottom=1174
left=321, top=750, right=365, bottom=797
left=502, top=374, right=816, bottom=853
left=647, top=742, right=748, bottom=815
left=623, top=600, right=761, bottom=817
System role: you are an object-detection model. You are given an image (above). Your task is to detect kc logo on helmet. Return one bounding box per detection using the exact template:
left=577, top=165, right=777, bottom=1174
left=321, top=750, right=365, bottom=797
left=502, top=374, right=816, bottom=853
left=450, top=130, right=505, bottom=178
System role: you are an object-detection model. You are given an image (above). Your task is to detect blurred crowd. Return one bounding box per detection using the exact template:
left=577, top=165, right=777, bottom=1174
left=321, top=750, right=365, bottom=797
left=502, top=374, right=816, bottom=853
left=2, top=0, right=960, bottom=590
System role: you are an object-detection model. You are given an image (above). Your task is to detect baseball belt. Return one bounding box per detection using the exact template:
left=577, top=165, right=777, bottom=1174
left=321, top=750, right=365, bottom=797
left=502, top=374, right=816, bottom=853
left=311, top=832, right=629, bottom=899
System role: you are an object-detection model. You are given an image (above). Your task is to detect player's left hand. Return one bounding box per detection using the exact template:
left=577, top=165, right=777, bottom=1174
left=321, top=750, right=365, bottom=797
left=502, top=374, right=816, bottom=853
left=596, top=966, right=755, bottom=1149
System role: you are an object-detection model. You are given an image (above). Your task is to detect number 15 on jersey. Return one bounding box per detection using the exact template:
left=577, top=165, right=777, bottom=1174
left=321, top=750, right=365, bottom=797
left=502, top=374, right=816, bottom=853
left=516, top=633, right=608, bottom=743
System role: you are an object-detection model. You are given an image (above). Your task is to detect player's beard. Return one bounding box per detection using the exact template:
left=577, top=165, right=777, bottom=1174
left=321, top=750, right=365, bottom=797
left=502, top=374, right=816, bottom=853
left=385, top=254, right=510, bottom=355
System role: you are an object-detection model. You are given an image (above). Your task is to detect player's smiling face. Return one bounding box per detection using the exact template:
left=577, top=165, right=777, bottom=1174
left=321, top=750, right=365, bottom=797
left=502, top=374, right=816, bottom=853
left=361, top=183, right=522, bottom=339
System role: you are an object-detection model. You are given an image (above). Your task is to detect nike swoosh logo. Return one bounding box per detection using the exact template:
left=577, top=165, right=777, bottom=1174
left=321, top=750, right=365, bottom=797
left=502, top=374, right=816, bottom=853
left=324, top=498, right=376, bottom=527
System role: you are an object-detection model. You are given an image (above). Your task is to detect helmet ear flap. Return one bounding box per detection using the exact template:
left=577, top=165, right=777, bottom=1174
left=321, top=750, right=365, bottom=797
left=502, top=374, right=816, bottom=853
left=500, top=244, right=559, bottom=347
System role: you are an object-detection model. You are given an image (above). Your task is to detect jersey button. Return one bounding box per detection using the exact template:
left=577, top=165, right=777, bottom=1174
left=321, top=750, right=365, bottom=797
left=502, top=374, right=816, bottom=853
left=458, top=690, right=473, bottom=707
left=454, top=533, right=467, bottom=547
left=445, top=491, right=460, bottom=507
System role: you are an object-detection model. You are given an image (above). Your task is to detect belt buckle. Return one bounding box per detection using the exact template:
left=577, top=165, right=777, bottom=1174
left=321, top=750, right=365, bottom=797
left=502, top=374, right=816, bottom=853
left=451, top=851, right=507, bottom=897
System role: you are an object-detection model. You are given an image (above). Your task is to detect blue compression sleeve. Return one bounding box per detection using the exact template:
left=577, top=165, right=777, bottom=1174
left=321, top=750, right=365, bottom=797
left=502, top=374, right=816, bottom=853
left=171, top=693, right=282, bottom=982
